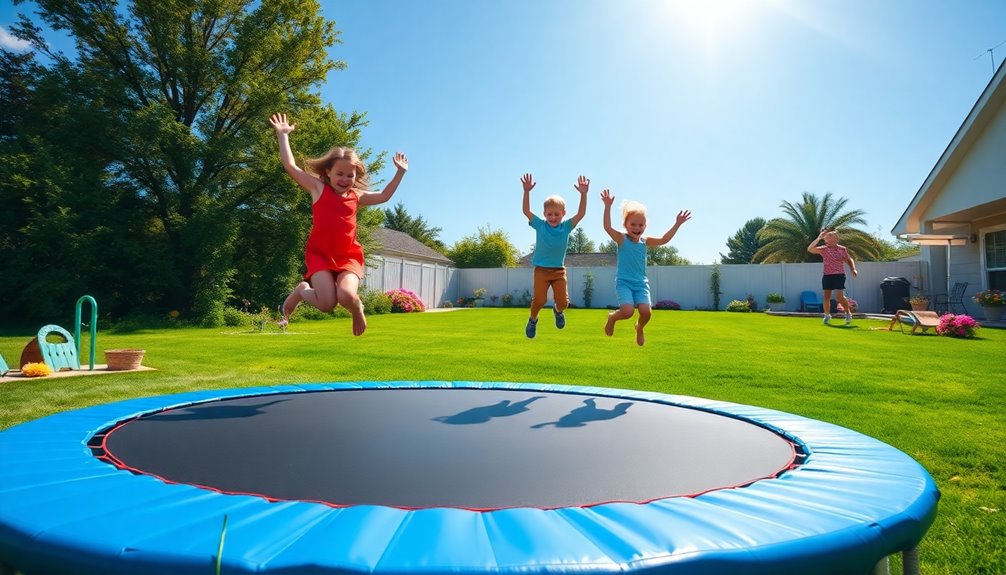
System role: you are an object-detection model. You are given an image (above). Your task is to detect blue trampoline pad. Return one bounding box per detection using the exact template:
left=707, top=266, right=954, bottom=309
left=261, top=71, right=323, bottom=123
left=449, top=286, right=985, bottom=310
left=0, top=381, right=939, bottom=575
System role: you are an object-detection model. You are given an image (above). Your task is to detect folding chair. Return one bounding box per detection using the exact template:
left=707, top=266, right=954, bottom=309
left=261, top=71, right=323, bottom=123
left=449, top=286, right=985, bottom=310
left=933, top=282, right=968, bottom=315
left=888, top=310, right=941, bottom=335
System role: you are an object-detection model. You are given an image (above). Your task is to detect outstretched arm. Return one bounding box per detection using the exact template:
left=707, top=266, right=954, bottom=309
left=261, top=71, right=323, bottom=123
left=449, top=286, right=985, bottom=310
left=269, top=113, right=324, bottom=201
left=600, top=189, right=623, bottom=245
left=647, top=210, right=692, bottom=247
left=807, top=230, right=827, bottom=255
left=569, top=176, right=589, bottom=227
left=521, top=173, right=535, bottom=222
left=360, top=153, right=409, bottom=206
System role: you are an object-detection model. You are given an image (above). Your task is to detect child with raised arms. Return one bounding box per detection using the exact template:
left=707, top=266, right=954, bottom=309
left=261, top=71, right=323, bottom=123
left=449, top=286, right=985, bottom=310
left=600, top=189, right=691, bottom=346
left=521, top=173, right=589, bottom=338
left=270, top=112, right=408, bottom=336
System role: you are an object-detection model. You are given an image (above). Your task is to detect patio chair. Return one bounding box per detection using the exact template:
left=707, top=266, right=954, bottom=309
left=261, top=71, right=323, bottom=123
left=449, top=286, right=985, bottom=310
left=933, top=281, right=968, bottom=315
left=800, top=290, right=824, bottom=313
left=888, top=310, right=941, bottom=335
left=36, top=324, right=80, bottom=372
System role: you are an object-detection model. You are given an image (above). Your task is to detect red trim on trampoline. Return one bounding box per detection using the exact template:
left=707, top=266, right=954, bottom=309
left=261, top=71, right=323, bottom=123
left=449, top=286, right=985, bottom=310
left=94, top=403, right=804, bottom=512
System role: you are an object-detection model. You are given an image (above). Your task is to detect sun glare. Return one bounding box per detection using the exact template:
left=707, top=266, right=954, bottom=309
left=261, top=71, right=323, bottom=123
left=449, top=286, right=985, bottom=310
left=666, top=0, right=770, bottom=54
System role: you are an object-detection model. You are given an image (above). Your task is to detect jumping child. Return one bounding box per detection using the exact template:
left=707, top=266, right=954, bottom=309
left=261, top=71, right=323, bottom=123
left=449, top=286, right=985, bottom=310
left=521, top=173, right=589, bottom=338
left=600, top=189, right=691, bottom=346
left=807, top=229, right=858, bottom=325
left=270, top=112, right=408, bottom=335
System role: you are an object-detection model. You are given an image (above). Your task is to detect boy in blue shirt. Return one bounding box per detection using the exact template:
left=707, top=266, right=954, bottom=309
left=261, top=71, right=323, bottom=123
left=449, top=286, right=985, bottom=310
left=521, top=173, right=589, bottom=338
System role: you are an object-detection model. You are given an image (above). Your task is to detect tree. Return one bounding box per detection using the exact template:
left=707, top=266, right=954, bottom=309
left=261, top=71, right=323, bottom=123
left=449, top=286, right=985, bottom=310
left=382, top=202, right=445, bottom=252
left=566, top=227, right=596, bottom=254
left=2, top=0, right=379, bottom=323
left=720, top=218, right=766, bottom=264
left=753, top=192, right=883, bottom=263
left=865, top=232, right=920, bottom=262
left=447, top=227, right=520, bottom=268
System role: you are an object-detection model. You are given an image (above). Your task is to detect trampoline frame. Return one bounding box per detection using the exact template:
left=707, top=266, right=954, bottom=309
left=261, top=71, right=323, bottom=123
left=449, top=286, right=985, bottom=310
left=0, top=381, right=938, bottom=575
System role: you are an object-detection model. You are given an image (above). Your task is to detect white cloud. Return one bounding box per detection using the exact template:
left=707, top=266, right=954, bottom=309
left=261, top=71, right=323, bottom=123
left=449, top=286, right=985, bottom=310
left=0, top=26, right=33, bottom=52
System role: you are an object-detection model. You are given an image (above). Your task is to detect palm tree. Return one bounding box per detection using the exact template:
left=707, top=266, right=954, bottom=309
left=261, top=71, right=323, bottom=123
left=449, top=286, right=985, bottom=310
left=753, top=192, right=883, bottom=263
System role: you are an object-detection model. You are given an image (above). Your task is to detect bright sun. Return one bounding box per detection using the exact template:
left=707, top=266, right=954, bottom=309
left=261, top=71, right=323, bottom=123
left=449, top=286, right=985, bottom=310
left=666, top=0, right=768, bottom=53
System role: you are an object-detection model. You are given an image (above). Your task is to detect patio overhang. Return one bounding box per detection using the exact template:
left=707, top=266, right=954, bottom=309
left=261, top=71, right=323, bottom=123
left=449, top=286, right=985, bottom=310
left=898, top=234, right=969, bottom=297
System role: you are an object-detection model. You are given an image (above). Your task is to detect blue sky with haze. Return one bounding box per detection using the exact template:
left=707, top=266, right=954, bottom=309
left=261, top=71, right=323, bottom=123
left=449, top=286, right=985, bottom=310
left=3, top=0, right=1004, bottom=263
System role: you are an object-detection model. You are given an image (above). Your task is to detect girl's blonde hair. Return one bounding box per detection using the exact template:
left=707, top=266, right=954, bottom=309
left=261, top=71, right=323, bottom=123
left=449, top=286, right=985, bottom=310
left=305, top=147, right=370, bottom=191
left=621, top=200, right=647, bottom=222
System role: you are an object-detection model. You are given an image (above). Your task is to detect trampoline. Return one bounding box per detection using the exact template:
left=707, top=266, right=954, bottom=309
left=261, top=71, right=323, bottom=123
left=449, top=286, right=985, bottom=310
left=0, top=381, right=938, bottom=575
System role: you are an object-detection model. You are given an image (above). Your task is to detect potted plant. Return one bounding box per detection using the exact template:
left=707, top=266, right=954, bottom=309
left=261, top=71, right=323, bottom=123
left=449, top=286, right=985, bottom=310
left=972, top=289, right=1005, bottom=321
left=908, top=294, right=929, bottom=311
left=766, top=292, right=785, bottom=311
left=472, top=288, right=487, bottom=307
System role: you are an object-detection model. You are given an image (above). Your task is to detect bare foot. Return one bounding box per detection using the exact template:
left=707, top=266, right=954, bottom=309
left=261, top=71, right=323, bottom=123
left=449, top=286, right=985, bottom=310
left=604, top=314, right=615, bottom=336
left=635, top=323, right=645, bottom=346
left=278, top=282, right=308, bottom=326
left=351, top=305, right=367, bottom=336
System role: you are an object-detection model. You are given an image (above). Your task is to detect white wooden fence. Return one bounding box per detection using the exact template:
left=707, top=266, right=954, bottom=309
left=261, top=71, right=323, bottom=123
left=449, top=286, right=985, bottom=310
left=364, top=259, right=927, bottom=314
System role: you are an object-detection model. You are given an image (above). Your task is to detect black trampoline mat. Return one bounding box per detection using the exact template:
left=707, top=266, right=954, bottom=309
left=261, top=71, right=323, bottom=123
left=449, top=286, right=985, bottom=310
left=100, top=389, right=797, bottom=509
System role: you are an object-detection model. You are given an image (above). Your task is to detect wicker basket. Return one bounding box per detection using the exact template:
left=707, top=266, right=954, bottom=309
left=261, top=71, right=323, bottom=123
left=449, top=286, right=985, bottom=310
left=104, top=349, right=145, bottom=371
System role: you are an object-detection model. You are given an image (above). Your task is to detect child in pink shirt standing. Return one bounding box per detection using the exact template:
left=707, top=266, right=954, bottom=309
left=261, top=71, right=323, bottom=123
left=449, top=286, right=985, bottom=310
left=807, top=229, right=858, bottom=325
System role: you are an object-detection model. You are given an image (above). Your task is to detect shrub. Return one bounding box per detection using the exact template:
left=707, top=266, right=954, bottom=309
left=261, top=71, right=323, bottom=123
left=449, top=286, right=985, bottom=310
left=654, top=299, right=680, bottom=310
left=222, top=307, right=252, bottom=327
left=386, top=289, right=425, bottom=313
left=362, top=289, right=393, bottom=315
left=836, top=298, right=858, bottom=313
left=726, top=299, right=751, bottom=312
left=501, top=293, right=513, bottom=307
left=766, top=292, right=785, bottom=304
left=937, top=313, right=979, bottom=338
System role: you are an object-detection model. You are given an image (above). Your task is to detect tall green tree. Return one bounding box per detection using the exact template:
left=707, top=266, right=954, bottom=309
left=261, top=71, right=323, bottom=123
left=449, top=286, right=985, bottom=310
left=753, top=192, right=883, bottom=263
left=720, top=217, right=766, bottom=264
left=566, top=227, right=595, bottom=254
left=447, top=227, right=520, bottom=268
left=2, top=0, right=379, bottom=323
left=382, top=202, right=445, bottom=252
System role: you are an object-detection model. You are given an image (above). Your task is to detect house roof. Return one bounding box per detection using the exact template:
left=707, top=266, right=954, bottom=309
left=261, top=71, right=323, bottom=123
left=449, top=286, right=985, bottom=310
left=518, top=252, right=617, bottom=267
left=892, top=58, right=1006, bottom=236
left=370, top=228, right=453, bottom=265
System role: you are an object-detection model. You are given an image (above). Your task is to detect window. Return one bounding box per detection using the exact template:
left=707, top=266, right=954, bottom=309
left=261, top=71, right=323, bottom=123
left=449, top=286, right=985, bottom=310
left=985, top=229, right=1006, bottom=290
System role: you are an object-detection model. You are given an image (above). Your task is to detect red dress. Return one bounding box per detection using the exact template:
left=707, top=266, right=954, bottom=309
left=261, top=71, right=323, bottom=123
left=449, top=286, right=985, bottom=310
left=304, top=185, right=365, bottom=280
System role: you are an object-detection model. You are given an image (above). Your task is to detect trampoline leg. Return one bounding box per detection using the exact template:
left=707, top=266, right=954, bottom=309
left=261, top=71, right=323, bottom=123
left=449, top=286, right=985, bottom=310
left=871, top=556, right=890, bottom=575
left=902, top=547, right=920, bottom=575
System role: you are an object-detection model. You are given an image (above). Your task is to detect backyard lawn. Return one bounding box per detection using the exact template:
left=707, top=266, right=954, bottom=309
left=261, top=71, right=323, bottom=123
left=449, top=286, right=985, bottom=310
left=1, top=309, right=1003, bottom=574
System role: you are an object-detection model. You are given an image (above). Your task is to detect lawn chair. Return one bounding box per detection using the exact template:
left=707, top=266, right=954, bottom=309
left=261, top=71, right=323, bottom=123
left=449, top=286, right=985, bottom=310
left=933, top=281, right=968, bottom=315
left=888, top=310, right=941, bottom=335
left=800, top=290, right=824, bottom=313
left=36, top=324, right=80, bottom=371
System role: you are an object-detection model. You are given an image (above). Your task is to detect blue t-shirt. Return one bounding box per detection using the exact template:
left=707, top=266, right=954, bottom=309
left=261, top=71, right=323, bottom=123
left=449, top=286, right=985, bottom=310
left=616, top=234, right=648, bottom=285
left=529, top=215, right=574, bottom=268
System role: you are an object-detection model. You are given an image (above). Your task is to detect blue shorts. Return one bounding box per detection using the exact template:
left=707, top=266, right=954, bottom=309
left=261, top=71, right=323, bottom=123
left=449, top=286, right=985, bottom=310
left=616, top=279, right=651, bottom=307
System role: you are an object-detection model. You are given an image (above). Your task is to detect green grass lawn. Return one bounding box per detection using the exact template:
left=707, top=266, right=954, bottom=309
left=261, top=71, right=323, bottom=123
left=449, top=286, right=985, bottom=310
left=1, top=309, right=1004, bottom=574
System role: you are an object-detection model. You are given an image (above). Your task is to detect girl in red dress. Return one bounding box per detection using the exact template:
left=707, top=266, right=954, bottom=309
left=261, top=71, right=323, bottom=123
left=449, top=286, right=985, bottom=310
left=270, top=113, right=409, bottom=335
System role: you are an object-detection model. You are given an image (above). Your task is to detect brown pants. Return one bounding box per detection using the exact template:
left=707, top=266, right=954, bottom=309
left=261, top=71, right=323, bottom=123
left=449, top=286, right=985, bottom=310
left=531, top=266, right=568, bottom=318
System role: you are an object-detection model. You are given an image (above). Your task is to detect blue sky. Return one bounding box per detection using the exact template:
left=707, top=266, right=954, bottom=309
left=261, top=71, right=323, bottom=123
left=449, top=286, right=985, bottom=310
left=3, top=0, right=1005, bottom=264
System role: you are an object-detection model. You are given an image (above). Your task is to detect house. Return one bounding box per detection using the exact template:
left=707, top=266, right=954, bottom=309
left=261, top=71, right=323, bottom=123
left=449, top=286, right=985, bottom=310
left=892, top=59, right=1006, bottom=320
left=366, top=228, right=454, bottom=307
left=517, top=252, right=617, bottom=267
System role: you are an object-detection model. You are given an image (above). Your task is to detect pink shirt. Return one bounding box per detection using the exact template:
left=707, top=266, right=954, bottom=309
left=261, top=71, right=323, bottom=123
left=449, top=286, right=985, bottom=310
left=819, top=245, right=849, bottom=275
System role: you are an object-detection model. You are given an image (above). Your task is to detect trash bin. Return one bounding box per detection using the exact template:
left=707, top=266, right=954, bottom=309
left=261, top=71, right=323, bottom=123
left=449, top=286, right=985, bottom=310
left=880, top=277, right=911, bottom=313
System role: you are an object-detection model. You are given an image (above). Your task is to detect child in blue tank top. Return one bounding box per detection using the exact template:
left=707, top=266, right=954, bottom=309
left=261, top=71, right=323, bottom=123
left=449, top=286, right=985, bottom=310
left=600, top=189, right=691, bottom=346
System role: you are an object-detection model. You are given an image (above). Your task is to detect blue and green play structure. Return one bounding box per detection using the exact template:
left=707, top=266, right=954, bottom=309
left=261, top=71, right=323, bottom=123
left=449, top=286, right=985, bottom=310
left=75, top=295, right=97, bottom=371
